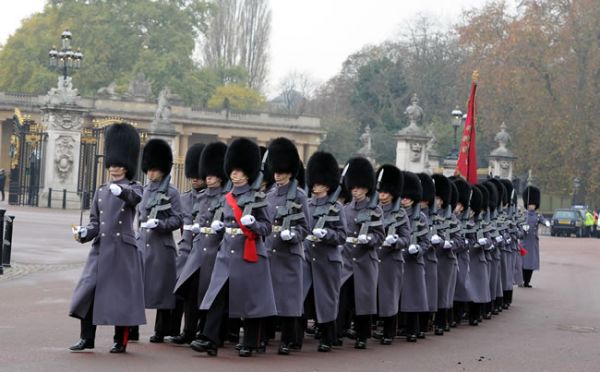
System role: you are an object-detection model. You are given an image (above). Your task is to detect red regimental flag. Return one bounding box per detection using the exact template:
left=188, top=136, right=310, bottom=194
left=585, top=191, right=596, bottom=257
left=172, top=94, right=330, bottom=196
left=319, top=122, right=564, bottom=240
left=455, top=77, right=478, bottom=184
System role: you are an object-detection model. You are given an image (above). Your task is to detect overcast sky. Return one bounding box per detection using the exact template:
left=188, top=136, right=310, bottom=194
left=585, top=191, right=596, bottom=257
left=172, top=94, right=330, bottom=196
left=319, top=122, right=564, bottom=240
left=0, top=0, right=502, bottom=96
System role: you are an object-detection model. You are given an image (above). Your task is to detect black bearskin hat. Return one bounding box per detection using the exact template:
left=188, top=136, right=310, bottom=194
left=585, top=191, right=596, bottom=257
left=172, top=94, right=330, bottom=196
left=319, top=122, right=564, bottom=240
left=297, top=162, right=306, bottom=189
left=500, top=179, right=514, bottom=206
left=470, top=185, right=484, bottom=214
left=488, top=178, right=506, bottom=209
left=266, top=137, right=300, bottom=177
left=483, top=181, right=498, bottom=212
left=141, top=138, right=173, bottom=175
left=450, top=182, right=459, bottom=211
left=104, top=122, right=140, bottom=180
left=199, top=142, right=227, bottom=181
left=401, top=171, right=422, bottom=203
left=224, top=138, right=261, bottom=183
left=523, top=185, right=541, bottom=210
left=452, top=178, right=471, bottom=209
left=432, top=174, right=451, bottom=209
left=184, top=143, right=205, bottom=179
left=344, top=157, right=375, bottom=194
left=376, top=164, right=403, bottom=201
left=306, top=151, right=340, bottom=194
left=260, top=145, right=274, bottom=191
left=476, top=184, right=490, bottom=213
left=417, top=173, right=435, bottom=207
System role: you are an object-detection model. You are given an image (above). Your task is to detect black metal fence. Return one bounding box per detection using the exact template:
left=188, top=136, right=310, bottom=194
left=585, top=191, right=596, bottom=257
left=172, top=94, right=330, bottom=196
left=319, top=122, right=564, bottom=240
left=0, top=209, right=16, bottom=275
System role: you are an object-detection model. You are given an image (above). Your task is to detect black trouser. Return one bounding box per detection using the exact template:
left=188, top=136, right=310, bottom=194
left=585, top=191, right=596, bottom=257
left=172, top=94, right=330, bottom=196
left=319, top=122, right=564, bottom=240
left=523, top=269, right=533, bottom=285
left=405, top=312, right=419, bottom=336
left=336, top=277, right=355, bottom=339
left=469, top=303, right=481, bottom=322
left=178, top=270, right=201, bottom=337
left=318, top=321, right=336, bottom=346
left=80, top=298, right=129, bottom=344
left=435, top=309, right=447, bottom=329
left=353, top=315, right=372, bottom=341
left=279, top=316, right=299, bottom=345
left=454, top=301, right=466, bottom=323
left=381, top=315, right=397, bottom=339
left=154, top=308, right=177, bottom=336
left=419, top=312, right=431, bottom=333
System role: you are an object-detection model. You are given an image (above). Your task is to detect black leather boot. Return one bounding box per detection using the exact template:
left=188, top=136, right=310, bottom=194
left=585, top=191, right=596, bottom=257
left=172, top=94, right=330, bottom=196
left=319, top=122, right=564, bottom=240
left=69, top=339, right=95, bottom=351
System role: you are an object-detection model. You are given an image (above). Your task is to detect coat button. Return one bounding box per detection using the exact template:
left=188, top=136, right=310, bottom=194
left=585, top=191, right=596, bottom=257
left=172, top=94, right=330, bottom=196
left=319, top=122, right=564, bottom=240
left=312, top=257, right=316, bottom=261
left=118, top=221, right=122, bottom=224
left=100, top=210, right=103, bottom=214
left=101, top=221, right=105, bottom=225
left=98, top=198, right=102, bottom=202
left=116, top=233, right=120, bottom=236
left=121, top=208, right=125, bottom=212
left=378, top=259, right=381, bottom=263
left=203, top=248, right=207, bottom=251
left=230, top=250, right=234, bottom=254
left=146, top=244, right=150, bottom=247
left=99, top=188, right=103, bottom=192
left=352, top=257, right=356, bottom=261
left=273, top=234, right=277, bottom=238
left=312, top=244, right=315, bottom=247
left=272, top=249, right=276, bottom=253
left=101, top=233, right=105, bottom=237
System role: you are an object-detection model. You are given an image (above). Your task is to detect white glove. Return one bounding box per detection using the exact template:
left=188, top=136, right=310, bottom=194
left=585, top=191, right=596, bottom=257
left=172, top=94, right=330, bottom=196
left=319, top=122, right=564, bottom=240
left=506, top=238, right=511, bottom=244
left=443, top=240, right=452, bottom=249
left=141, top=218, right=159, bottom=229
left=312, top=228, right=327, bottom=239
left=522, top=225, right=530, bottom=232
left=544, top=220, right=551, bottom=227
left=385, top=234, right=398, bottom=245
left=211, top=220, right=225, bottom=232
left=488, top=244, right=495, bottom=251
left=465, top=239, right=469, bottom=245
left=109, top=183, right=122, bottom=196
left=431, top=234, right=443, bottom=244
left=191, top=223, right=201, bottom=234
left=477, top=237, right=488, bottom=246
left=495, top=236, right=503, bottom=243
left=240, top=215, right=255, bottom=226
left=72, top=226, right=87, bottom=238
left=408, top=244, right=419, bottom=255
left=357, top=234, right=369, bottom=244
left=280, top=229, right=294, bottom=241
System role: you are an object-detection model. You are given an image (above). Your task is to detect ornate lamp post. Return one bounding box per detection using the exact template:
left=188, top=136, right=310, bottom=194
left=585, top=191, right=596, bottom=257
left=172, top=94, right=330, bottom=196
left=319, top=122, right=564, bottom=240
left=450, top=106, right=463, bottom=159
left=572, top=177, right=581, bottom=206
left=48, top=29, right=83, bottom=80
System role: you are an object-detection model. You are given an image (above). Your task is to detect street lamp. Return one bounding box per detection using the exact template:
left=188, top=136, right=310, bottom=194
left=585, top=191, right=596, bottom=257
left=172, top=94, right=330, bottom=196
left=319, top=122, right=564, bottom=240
left=48, top=29, right=83, bottom=79
left=450, top=106, right=463, bottom=158
left=572, top=177, right=581, bottom=206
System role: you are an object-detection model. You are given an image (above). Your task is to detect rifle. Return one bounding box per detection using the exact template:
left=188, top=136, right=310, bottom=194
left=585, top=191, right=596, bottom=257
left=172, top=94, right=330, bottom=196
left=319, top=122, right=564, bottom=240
left=275, top=179, right=306, bottom=231
left=356, top=172, right=383, bottom=237
left=236, top=151, right=269, bottom=216
left=384, top=196, right=408, bottom=237
left=146, top=174, right=172, bottom=220
left=409, top=204, right=429, bottom=245
left=313, top=164, right=348, bottom=230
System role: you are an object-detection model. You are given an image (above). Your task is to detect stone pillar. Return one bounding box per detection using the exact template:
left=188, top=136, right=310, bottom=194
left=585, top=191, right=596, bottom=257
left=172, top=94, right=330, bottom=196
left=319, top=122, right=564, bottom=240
left=488, top=122, right=516, bottom=179
left=395, top=94, right=432, bottom=173
left=39, top=77, right=87, bottom=209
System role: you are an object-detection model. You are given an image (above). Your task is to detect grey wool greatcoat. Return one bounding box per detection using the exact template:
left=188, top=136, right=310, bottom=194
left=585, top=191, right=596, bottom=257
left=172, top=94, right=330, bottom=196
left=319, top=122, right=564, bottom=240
left=341, top=198, right=385, bottom=316
left=435, top=212, right=460, bottom=309
left=467, top=217, right=491, bottom=303
left=453, top=212, right=472, bottom=302
left=499, top=214, right=515, bottom=291
left=137, top=181, right=183, bottom=309
left=489, top=235, right=503, bottom=300
left=200, top=184, right=277, bottom=319
left=266, top=182, right=311, bottom=317
left=400, top=206, right=429, bottom=313
left=522, top=211, right=547, bottom=271
left=69, top=179, right=146, bottom=326
left=174, top=187, right=224, bottom=305
left=304, top=197, right=347, bottom=324
left=420, top=207, right=438, bottom=312
left=174, top=187, right=202, bottom=279
left=377, top=203, right=409, bottom=317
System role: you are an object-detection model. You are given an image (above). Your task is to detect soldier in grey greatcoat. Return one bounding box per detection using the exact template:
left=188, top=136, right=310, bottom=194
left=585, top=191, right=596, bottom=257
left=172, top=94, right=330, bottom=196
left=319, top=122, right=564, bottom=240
left=521, top=185, right=550, bottom=287
left=303, top=151, right=347, bottom=352
left=431, top=174, right=459, bottom=335
left=417, top=173, right=437, bottom=335
left=194, top=138, right=277, bottom=358
left=264, top=138, right=310, bottom=355
left=68, top=123, right=144, bottom=354
left=137, top=139, right=183, bottom=343
left=451, top=178, right=473, bottom=325
left=467, top=185, right=492, bottom=325
left=489, top=178, right=509, bottom=313
left=500, top=178, right=520, bottom=307
left=482, top=181, right=503, bottom=318
left=337, top=157, right=384, bottom=349
left=169, top=143, right=205, bottom=344
left=399, top=171, right=429, bottom=342
left=374, top=165, right=408, bottom=345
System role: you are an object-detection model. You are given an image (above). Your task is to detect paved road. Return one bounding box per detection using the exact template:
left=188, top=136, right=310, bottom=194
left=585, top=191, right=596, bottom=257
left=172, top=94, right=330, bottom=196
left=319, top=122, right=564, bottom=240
left=0, top=206, right=599, bottom=371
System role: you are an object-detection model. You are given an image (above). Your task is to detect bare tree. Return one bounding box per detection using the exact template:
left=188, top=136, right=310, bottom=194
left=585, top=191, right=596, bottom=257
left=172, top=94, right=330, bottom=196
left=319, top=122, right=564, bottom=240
left=202, top=0, right=271, bottom=91
left=272, top=71, right=318, bottom=115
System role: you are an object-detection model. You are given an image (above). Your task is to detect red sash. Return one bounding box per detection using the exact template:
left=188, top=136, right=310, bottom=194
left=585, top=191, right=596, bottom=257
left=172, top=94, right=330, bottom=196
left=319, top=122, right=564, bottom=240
left=225, top=192, right=258, bottom=263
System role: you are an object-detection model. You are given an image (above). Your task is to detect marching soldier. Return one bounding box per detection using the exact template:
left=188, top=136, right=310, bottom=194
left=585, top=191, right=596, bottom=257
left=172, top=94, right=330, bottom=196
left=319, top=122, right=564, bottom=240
left=521, top=185, right=550, bottom=287
left=489, top=178, right=508, bottom=312
left=68, top=122, right=145, bottom=353
left=303, top=151, right=347, bottom=352
left=337, top=157, right=384, bottom=349
left=264, top=137, right=310, bottom=355
left=451, top=178, right=473, bottom=325
left=194, top=138, right=277, bottom=357
left=375, top=165, right=408, bottom=345
left=500, top=178, right=518, bottom=307
left=417, top=173, right=436, bottom=336
left=469, top=185, right=491, bottom=324
left=137, top=139, right=183, bottom=343
left=399, top=171, right=429, bottom=342
left=171, top=143, right=205, bottom=344
left=482, top=181, right=502, bottom=317
left=431, top=174, right=458, bottom=335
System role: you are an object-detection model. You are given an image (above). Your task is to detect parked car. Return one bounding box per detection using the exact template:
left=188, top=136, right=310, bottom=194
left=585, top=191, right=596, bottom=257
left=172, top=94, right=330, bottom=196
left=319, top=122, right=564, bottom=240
left=551, top=208, right=586, bottom=237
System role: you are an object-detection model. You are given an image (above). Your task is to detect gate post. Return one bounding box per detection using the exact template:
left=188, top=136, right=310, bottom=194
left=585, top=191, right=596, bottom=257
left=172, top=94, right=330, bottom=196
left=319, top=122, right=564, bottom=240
left=0, top=209, right=5, bottom=275
left=2, top=215, right=14, bottom=267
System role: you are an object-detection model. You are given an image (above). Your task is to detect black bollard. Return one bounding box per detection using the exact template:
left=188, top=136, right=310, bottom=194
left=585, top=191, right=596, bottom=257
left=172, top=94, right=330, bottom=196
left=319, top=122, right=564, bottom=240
left=62, top=189, right=67, bottom=209
left=3, top=215, right=14, bottom=267
left=0, top=209, right=4, bottom=275
left=48, top=188, right=53, bottom=208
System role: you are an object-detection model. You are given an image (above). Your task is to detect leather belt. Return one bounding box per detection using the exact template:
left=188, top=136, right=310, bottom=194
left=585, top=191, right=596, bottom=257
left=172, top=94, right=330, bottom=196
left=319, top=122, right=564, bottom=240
left=225, top=227, right=243, bottom=236
left=306, top=234, right=321, bottom=242
left=199, top=227, right=216, bottom=235
left=272, top=225, right=283, bottom=233
left=345, top=237, right=359, bottom=244
left=183, top=224, right=194, bottom=231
